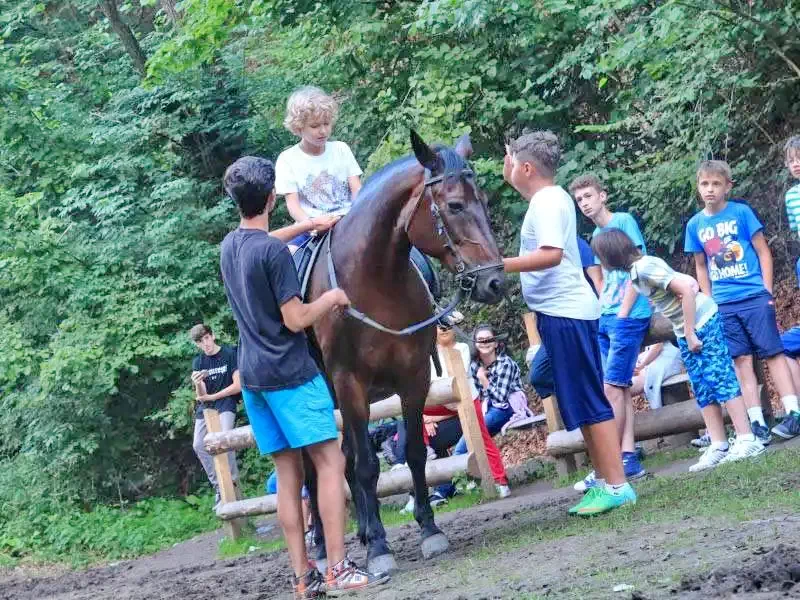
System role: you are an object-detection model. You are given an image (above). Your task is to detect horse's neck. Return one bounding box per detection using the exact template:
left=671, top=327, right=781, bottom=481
left=341, top=167, right=419, bottom=276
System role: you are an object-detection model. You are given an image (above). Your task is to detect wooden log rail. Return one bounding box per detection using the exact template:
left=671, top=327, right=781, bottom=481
left=203, top=345, right=496, bottom=533
left=204, top=377, right=457, bottom=455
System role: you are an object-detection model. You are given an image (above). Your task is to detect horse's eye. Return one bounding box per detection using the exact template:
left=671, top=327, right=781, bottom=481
left=447, top=201, right=465, bottom=213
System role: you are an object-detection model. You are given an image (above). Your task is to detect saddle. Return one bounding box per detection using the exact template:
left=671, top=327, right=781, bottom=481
left=292, top=231, right=442, bottom=302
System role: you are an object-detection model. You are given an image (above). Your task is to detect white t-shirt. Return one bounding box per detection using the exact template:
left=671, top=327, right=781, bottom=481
left=430, top=342, right=479, bottom=399
left=274, top=141, right=363, bottom=219
left=519, top=186, right=600, bottom=320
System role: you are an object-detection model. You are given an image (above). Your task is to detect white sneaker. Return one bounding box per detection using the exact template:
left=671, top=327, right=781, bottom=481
left=426, top=446, right=436, bottom=461
left=495, top=484, right=511, bottom=498
left=399, top=495, right=415, bottom=514
left=573, top=471, right=597, bottom=492
left=719, top=438, right=765, bottom=465
left=390, top=463, right=407, bottom=471
left=689, top=445, right=729, bottom=472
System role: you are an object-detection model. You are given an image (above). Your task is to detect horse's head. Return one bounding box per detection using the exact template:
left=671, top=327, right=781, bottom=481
left=404, top=130, right=506, bottom=305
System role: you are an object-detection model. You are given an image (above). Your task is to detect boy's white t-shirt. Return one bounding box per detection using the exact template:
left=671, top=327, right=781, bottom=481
left=519, top=185, right=600, bottom=320
left=274, top=141, right=363, bottom=219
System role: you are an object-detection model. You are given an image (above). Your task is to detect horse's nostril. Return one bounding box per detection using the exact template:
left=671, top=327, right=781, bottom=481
left=488, top=277, right=503, bottom=294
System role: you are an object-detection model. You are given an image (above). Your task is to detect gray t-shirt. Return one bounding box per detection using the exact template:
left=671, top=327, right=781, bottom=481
left=220, top=228, right=319, bottom=391
left=629, top=256, right=717, bottom=337
left=519, top=186, right=600, bottom=320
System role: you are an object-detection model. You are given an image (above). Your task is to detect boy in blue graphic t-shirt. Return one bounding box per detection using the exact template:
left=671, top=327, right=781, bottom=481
left=570, top=174, right=650, bottom=491
left=685, top=160, right=799, bottom=443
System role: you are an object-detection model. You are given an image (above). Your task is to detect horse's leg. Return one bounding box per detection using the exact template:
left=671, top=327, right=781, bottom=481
left=302, top=450, right=328, bottom=572
left=336, top=373, right=397, bottom=574
left=340, top=428, right=368, bottom=547
left=403, top=396, right=449, bottom=559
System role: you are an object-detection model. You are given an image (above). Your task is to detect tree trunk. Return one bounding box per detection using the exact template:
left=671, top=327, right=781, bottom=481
left=160, top=0, right=180, bottom=24
left=98, top=0, right=147, bottom=76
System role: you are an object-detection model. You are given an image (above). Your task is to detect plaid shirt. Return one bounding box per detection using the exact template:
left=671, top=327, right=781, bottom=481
left=469, top=353, right=523, bottom=410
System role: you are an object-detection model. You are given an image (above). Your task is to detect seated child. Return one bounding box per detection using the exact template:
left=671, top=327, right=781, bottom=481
left=630, top=343, right=685, bottom=410
left=275, top=86, right=362, bottom=250
left=468, top=324, right=525, bottom=436
left=592, top=228, right=765, bottom=472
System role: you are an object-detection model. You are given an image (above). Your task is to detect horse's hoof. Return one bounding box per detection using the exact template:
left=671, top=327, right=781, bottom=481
left=314, top=558, right=327, bottom=574
left=368, top=553, right=398, bottom=575
left=421, top=533, right=449, bottom=559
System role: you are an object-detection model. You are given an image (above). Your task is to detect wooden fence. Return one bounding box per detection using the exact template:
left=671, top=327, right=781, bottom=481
left=202, top=345, right=496, bottom=540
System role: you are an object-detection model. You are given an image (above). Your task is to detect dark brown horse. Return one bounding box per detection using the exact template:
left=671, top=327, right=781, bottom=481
left=305, top=131, right=505, bottom=574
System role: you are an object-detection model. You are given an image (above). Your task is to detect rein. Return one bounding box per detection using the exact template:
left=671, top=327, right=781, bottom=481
left=325, top=168, right=502, bottom=336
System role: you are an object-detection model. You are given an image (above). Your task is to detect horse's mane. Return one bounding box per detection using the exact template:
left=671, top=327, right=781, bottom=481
left=351, top=144, right=468, bottom=211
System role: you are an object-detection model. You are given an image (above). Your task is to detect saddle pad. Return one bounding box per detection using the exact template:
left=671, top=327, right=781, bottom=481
left=292, top=232, right=329, bottom=300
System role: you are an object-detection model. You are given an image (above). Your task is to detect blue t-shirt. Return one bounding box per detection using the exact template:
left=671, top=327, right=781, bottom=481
left=684, top=200, right=766, bottom=305
left=577, top=236, right=598, bottom=296
left=592, top=213, right=652, bottom=319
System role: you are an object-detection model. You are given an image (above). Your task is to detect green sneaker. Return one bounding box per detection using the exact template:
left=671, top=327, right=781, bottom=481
left=576, top=484, right=637, bottom=517
left=568, top=487, right=602, bottom=515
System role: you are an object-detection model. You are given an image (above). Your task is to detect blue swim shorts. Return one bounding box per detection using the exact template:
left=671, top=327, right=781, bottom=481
left=598, top=315, right=651, bottom=388
left=678, top=312, right=741, bottom=408
left=243, top=373, right=339, bottom=455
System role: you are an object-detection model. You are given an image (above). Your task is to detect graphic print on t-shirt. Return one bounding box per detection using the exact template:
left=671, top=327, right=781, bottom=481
left=300, top=170, right=351, bottom=215
left=697, top=219, right=748, bottom=282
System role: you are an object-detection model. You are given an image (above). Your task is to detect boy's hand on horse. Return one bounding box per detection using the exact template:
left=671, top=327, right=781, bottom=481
left=310, top=214, right=340, bottom=233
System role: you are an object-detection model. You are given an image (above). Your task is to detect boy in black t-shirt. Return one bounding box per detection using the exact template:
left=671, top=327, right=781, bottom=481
left=189, top=323, right=241, bottom=506
left=220, top=156, right=389, bottom=599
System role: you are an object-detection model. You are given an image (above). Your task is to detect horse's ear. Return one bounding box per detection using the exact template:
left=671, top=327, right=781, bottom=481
left=410, top=129, right=440, bottom=172
left=454, top=134, right=473, bottom=159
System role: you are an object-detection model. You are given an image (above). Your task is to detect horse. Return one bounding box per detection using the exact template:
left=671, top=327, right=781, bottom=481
left=304, top=130, right=506, bottom=574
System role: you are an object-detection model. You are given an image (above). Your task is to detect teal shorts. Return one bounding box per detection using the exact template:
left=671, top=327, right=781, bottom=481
left=242, top=374, right=338, bottom=455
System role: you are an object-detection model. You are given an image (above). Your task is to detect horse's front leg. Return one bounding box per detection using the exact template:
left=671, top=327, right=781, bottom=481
left=403, top=395, right=450, bottom=559
left=336, top=372, right=397, bottom=574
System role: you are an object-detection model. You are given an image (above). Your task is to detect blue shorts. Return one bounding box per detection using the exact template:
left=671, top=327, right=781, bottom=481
left=783, top=326, right=800, bottom=358
left=242, top=374, right=338, bottom=455
left=289, top=231, right=312, bottom=247
left=536, top=313, right=614, bottom=431
left=718, top=292, right=784, bottom=359
left=528, top=344, right=554, bottom=398
left=678, top=313, right=741, bottom=408
left=598, top=315, right=651, bottom=387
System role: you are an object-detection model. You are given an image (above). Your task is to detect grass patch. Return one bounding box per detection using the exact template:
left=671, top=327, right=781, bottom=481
left=217, top=532, right=285, bottom=559
left=471, top=447, right=800, bottom=560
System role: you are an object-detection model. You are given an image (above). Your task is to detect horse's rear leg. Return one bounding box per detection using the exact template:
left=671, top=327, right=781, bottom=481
left=337, top=373, right=397, bottom=574
left=403, top=400, right=449, bottom=559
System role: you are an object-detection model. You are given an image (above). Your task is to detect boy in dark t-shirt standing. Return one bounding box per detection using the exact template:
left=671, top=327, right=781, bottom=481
left=189, top=323, right=241, bottom=506
left=220, top=156, right=389, bottom=599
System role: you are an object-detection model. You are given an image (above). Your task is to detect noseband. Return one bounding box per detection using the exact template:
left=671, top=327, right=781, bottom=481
left=326, top=167, right=503, bottom=336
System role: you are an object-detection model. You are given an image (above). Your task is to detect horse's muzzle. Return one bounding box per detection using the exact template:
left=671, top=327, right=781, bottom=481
left=471, top=268, right=506, bottom=305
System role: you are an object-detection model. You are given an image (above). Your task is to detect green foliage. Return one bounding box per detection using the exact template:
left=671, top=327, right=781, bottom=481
left=0, top=492, right=219, bottom=566
left=1, top=0, right=799, bottom=563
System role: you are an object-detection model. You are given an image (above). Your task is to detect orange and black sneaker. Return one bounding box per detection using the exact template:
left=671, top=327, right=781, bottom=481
left=325, top=557, right=390, bottom=597
left=293, top=567, right=325, bottom=599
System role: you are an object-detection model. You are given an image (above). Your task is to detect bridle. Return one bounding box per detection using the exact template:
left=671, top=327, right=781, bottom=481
left=326, top=167, right=503, bottom=336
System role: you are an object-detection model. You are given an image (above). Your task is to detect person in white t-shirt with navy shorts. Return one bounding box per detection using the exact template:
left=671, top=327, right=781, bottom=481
left=275, top=86, right=363, bottom=251
left=501, top=130, right=637, bottom=517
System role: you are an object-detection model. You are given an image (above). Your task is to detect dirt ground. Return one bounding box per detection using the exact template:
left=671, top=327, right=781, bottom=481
left=1, top=440, right=798, bottom=600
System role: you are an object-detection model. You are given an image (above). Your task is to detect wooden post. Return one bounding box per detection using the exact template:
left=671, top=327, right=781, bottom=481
left=440, top=346, right=497, bottom=499
left=524, top=313, right=575, bottom=475
left=203, top=408, right=243, bottom=540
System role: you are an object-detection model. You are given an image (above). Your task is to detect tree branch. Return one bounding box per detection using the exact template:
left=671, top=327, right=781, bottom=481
left=98, top=0, right=148, bottom=76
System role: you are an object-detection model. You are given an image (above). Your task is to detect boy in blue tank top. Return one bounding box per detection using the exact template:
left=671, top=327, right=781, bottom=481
left=684, top=160, right=799, bottom=444
left=570, top=174, right=650, bottom=491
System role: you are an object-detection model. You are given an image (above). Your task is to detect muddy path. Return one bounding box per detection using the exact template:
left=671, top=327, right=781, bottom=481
left=1, top=441, right=798, bottom=600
